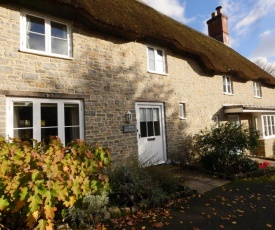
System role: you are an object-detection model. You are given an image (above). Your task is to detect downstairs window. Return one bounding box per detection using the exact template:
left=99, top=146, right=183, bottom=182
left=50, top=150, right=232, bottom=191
left=6, top=98, right=84, bottom=145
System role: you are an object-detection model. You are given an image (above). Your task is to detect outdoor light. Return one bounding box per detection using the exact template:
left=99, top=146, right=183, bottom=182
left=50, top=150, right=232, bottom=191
left=125, top=110, right=132, bottom=124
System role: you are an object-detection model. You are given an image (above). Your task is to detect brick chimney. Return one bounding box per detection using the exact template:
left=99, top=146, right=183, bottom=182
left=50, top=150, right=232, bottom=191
left=206, top=6, right=229, bottom=46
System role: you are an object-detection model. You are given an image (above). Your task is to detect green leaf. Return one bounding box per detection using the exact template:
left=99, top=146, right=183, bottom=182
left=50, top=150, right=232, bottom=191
left=20, top=187, right=28, bottom=200
left=0, top=196, right=9, bottom=210
left=28, top=194, right=42, bottom=212
left=37, top=219, right=47, bottom=230
left=31, top=169, right=40, bottom=181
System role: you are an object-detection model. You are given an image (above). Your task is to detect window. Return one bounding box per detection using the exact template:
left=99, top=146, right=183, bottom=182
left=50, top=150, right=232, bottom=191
left=20, top=11, right=72, bottom=58
left=262, top=115, right=275, bottom=138
left=179, top=103, right=186, bottom=119
left=228, top=115, right=240, bottom=126
left=139, top=108, right=160, bottom=137
left=223, top=76, right=233, bottom=94
left=147, top=47, right=166, bottom=74
left=253, top=81, right=262, bottom=98
left=7, top=98, right=83, bottom=145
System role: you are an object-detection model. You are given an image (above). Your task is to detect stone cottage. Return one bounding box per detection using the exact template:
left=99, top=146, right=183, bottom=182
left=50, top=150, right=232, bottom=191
left=1, top=0, right=275, bottom=165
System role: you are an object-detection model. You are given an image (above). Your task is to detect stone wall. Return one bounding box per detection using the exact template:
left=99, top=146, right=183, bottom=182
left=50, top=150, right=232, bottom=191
left=1, top=4, right=275, bottom=162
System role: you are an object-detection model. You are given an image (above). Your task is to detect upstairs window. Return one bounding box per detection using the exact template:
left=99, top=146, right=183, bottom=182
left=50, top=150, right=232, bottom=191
left=147, top=47, right=166, bottom=74
left=20, top=11, right=72, bottom=58
left=223, top=76, right=233, bottom=94
left=253, top=81, right=262, bottom=98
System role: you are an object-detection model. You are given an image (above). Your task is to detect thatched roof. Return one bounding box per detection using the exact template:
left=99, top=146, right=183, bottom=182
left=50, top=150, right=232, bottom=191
left=2, top=0, right=275, bottom=85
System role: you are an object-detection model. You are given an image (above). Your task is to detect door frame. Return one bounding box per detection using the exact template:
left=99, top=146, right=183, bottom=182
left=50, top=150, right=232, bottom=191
left=135, top=102, right=167, bottom=164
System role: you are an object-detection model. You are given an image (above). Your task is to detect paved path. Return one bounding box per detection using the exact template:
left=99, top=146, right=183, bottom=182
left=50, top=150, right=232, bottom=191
left=182, top=157, right=275, bottom=194
left=181, top=169, right=229, bottom=194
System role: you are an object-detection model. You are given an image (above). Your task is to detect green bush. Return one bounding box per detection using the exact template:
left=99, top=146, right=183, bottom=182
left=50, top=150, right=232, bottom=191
left=195, top=123, right=259, bottom=175
left=0, top=137, right=111, bottom=230
left=109, top=164, right=180, bottom=210
left=62, top=192, right=109, bottom=230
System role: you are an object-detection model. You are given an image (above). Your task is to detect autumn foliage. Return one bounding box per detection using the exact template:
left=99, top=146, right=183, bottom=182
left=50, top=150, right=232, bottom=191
left=0, top=137, right=110, bottom=230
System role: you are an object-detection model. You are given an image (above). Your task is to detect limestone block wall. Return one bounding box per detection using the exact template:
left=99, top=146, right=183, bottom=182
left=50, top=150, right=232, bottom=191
left=1, top=4, right=275, bottom=162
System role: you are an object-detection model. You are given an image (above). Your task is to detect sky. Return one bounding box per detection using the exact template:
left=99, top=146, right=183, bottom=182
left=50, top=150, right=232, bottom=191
left=142, top=0, right=275, bottom=66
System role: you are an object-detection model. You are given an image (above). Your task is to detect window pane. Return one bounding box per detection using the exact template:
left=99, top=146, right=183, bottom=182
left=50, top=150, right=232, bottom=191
left=146, top=109, right=153, bottom=121
left=156, top=49, right=163, bottom=60
left=13, top=102, right=33, bottom=142
left=156, top=50, right=164, bottom=72
left=154, top=121, right=160, bottom=136
left=65, top=127, right=80, bottom=143
left=26, top=15, right=45, bottom=51
left=13, top=102, right=33, bottom=128
left=139, top=108, right=146, bottom=122
left=27, top=33, right=45, bottom=51
left=41, top=103, right=58, bottom=127
left=14, top=129, right=33, bottom=142
left=51, top=38, right=68, bottom=55
left=27, top=15, right=45, bottom=34
left=65, top=104, right=79, bottom=126
left=148, top=48, right=154, bottom=59
left=41, top=127, right=58, bottom=143
left=51, top=21, right=68, bottom=55
left=51, top=21, right=67, bottom=38
left=149, top=60, right=155, bottom=71
left=147, top=121, right=154, bottom=136
left=264, top=116, right=268, bottom=136
left=140, top=122, right=147, bottom=138
left=153, top=108, right=159, bottom=121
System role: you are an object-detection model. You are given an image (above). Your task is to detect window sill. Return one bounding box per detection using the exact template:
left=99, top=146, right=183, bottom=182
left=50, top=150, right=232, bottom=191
left=254, top=96, right=262, bottom=99
left=19, top=48, right=73, bottom=60
left=223, top=92, right=234, bottom=96
left=180, top=117, right=187, bottom=120
left=147, top=70, right=169, bottom=76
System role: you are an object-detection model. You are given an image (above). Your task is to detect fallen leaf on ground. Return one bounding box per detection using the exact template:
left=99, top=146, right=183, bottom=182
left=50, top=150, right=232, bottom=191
left=152, top=222, right=164, bottom=228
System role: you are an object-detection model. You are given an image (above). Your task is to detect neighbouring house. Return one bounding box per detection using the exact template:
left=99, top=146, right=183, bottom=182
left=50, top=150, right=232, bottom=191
left=0, top=0, right=275, bottom=166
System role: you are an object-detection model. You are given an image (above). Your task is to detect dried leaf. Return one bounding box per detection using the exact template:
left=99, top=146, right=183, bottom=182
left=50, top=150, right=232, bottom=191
left=152, top=222, right=164, bottom=228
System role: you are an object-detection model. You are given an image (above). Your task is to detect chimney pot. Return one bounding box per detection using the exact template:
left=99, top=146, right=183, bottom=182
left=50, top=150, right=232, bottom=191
left=211, top=12, right=215, bottom=18
left=216, top=6, right=222, bottom=14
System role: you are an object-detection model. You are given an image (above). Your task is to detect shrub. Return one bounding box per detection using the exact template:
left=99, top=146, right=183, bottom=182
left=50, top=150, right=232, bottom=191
left=109, top=164, right=180, bottom=210
left=0, top=137, right=111, bottom=230
left=62, top=192, right=109, bottom=230
left=195, top=123, right=259, bottom=175
left=171, top=134, right=200, bottom=166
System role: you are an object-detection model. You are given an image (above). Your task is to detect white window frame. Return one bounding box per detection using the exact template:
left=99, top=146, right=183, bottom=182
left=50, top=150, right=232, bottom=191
left=223, top=76, right=233, bottom=95
left=179, top=103, right=186, bottom=120
left=147, top=46, right=166, bottom=74
left=215, top=115, right=219, bottom=128
left=6, top=98, right=84, bottom=145
left=253, top=81, right=262, bottom=98
left=262, top=115, right=275, bottom=138
left=20, top=10, right=72, bottom=58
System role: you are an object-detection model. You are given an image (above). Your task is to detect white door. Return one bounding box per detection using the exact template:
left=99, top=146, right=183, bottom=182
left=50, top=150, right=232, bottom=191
left=136, top=102, right=166, bottom=166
